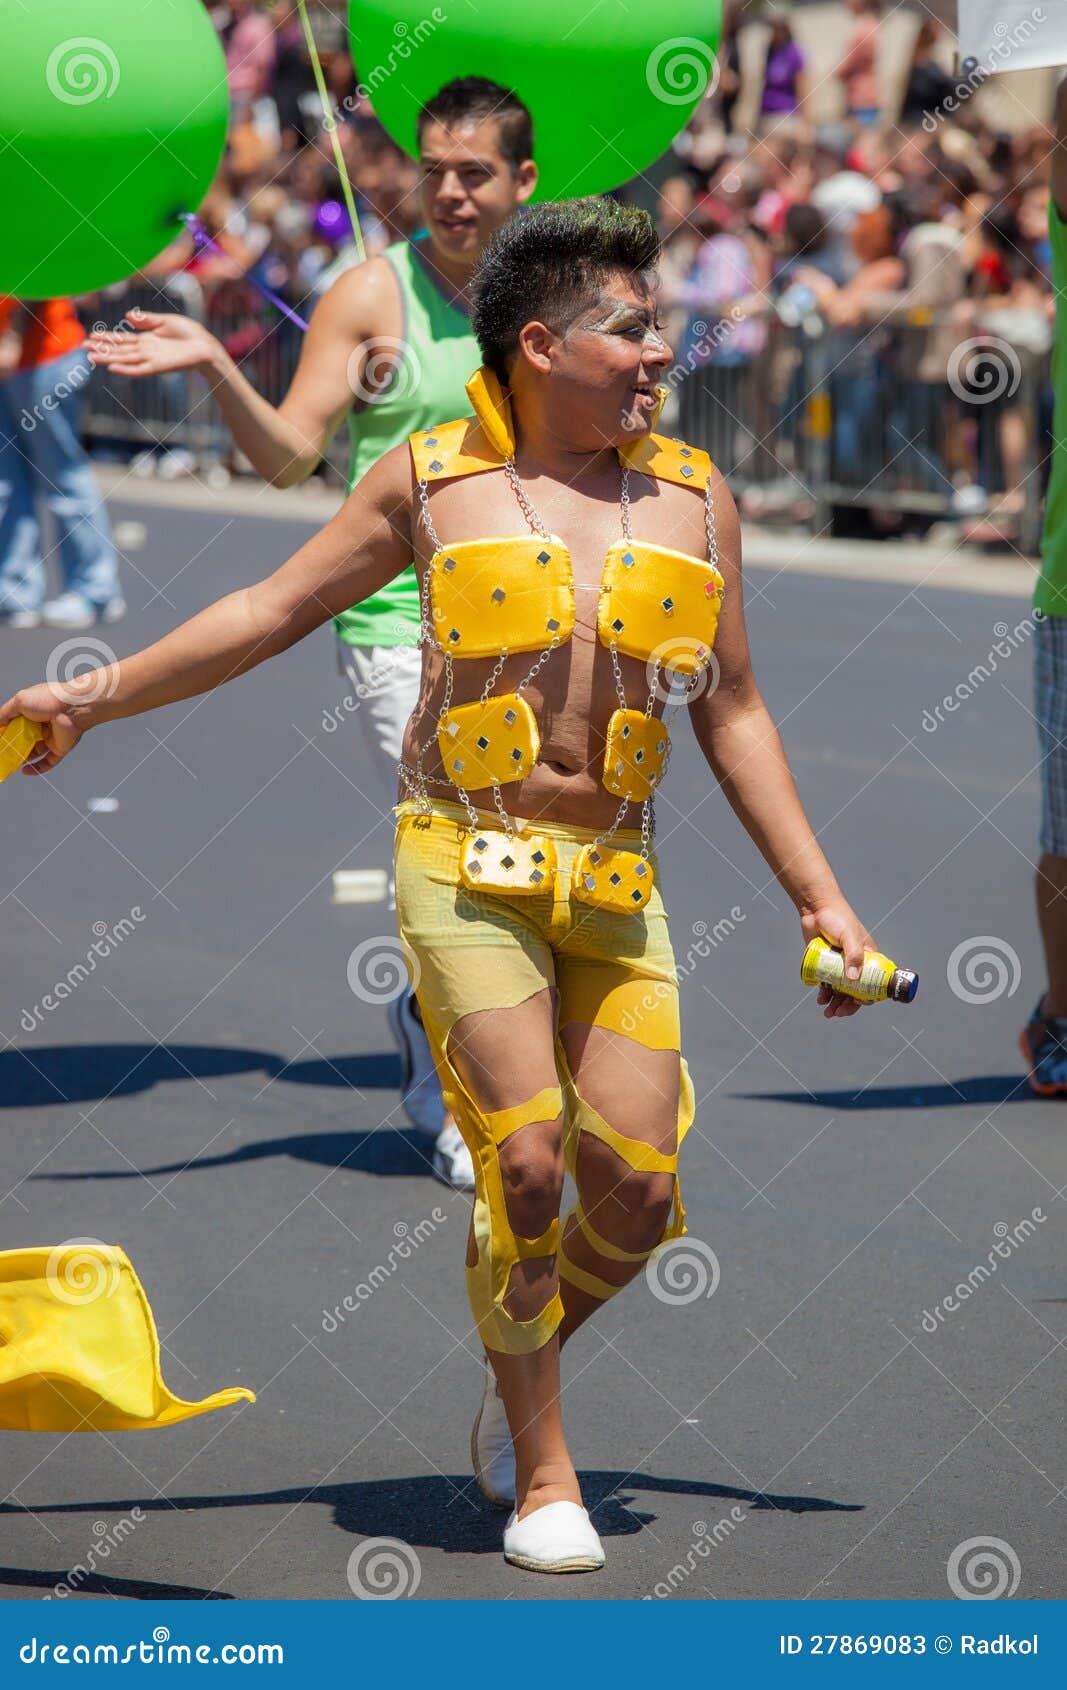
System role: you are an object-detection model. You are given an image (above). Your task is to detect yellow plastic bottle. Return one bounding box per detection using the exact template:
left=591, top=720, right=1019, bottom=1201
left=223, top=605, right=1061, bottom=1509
left=801, top=936, right=918, bottom=1004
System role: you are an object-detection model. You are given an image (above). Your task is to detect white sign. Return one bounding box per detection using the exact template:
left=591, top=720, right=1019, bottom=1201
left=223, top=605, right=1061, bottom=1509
left=957, top=2, right=1063, bottom=75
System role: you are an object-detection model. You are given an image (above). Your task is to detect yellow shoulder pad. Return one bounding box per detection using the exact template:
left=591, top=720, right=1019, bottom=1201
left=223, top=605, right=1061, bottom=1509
left=409, top=415, right=505, bottom=483
left=619, top=431, right=712, bottom=491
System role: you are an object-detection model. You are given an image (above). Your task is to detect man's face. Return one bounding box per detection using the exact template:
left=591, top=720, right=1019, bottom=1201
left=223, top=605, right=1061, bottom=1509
left=546, top=273, right=674, bottom=443
left=417, top=118, right=536, bottom=264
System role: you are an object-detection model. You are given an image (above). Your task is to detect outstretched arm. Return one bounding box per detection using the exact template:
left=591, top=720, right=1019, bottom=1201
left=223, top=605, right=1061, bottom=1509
left=0, top=443, right=415, bottom=771
left=689, top=471, right=874, bottom=1017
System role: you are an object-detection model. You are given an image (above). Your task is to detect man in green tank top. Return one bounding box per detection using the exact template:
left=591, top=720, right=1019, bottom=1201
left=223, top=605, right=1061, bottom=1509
left=86, top=78, right=538, bottom=1188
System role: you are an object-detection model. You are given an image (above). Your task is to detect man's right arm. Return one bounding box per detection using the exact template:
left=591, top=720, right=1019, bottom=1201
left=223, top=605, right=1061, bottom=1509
left=0, top=443, right=417, bottom=773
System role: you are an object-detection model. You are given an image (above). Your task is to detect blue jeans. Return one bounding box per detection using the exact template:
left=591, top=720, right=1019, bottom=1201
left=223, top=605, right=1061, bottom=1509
left=0, top=347, right=119, bottom=613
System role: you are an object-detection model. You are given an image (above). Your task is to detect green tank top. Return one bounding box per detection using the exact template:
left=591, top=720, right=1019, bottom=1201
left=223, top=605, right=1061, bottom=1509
left=333, top=236, right=480, bottom=648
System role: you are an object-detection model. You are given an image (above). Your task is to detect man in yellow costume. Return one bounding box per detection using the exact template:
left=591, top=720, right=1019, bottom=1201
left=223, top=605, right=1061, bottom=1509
left=2, top=199, right=873, bottom=1575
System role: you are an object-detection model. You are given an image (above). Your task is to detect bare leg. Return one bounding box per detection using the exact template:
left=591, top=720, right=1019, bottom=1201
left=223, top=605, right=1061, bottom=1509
left=1036, top=852, right=1067, bottom=1016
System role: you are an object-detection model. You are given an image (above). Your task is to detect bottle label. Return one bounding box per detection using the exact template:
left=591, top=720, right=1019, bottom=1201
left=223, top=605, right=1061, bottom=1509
left=809, top=946, right=888, bottom=1001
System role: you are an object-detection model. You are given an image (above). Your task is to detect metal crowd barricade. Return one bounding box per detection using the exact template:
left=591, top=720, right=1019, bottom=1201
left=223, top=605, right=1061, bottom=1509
left=78, top=290, right=1053, bottom=548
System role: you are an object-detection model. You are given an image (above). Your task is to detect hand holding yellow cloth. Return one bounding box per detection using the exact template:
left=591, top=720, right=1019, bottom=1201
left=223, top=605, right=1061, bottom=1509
left=0, top=1244, right=255, bottom=1431
left=0, top=715, right=40, bottom=782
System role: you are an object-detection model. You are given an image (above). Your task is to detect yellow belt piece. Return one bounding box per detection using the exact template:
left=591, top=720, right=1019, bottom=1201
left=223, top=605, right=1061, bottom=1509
left=0, top=716, right=39, bottom=783
left=0, top=1245, right=255, bottom=1431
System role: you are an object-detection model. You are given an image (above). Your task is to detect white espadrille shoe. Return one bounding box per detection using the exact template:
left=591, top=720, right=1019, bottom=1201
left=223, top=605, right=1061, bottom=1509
left=470, top=1354, right=515, bottom=1507
left=503, top=1500, right=605, bottom=1573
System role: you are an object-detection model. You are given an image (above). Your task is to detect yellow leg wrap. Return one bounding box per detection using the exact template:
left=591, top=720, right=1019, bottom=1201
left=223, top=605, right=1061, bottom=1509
left=484, top=1085, right=563, bottom=1147
left=556, top=1243, right=620, bottom=1303
left=575, top=1200, right=652, bottom=1263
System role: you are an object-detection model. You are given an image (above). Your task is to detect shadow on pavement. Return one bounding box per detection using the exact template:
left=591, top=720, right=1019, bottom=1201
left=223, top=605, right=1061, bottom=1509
left=742, top=1074, right=1033, bottom=1110
left=32, top=1125, right=436, bottom=1182
left=0, top=1564, right=232, bottom=1599
left=0, top=1472, right=862, bottom=1564
left=0, top=1043, right=402, bottom=1110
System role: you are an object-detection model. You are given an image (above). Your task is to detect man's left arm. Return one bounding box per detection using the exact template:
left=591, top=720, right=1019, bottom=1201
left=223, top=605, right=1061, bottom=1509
left=687, top=470, right=873, bottom=1017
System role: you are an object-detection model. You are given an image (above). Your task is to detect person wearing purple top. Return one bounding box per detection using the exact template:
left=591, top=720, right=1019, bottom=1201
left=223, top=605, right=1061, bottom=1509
left=760, top=6, right=807, bottom=122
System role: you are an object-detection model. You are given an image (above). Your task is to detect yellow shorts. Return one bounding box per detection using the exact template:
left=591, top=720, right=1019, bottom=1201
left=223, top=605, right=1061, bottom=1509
left=393, top=799, right=695, bottom=1355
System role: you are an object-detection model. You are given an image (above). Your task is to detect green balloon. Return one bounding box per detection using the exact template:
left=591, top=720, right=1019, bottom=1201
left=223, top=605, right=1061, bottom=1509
left=348, top=1, right=721, bottom=200
left=0, top=0, right=228, bottom=297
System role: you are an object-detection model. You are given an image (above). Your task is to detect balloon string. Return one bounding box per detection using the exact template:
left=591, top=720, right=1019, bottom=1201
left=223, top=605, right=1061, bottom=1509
left=295, top=0, right=367, bottom=264
left=179, top=214, right=310, bottom=331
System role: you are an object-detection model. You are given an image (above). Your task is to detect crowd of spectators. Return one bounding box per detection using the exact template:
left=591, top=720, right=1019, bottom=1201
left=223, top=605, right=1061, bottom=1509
left=73, top=1, right=1061, bottom=544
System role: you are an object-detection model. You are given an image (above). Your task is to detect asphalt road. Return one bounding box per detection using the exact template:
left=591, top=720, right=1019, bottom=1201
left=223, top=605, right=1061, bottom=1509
left=1, top=490, right=1064, bottom=1603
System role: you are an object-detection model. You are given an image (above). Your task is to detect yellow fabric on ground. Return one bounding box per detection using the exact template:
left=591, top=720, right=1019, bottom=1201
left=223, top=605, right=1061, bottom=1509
left=0, top=1244, right=255, bottom=1431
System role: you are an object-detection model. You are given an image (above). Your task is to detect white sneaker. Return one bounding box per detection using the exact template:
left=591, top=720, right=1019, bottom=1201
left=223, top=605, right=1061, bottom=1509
left=503, top=1500, right=605, bottom=1573
left=387, top=986, right=445, bottom=1137
left=40, top=593, right=126, bottom=629
left=0, top=607, right=41, bottom=629
left=432, top=1119, right=475, bottom=1192
left=471, top=1354, right=515, bottom=1507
